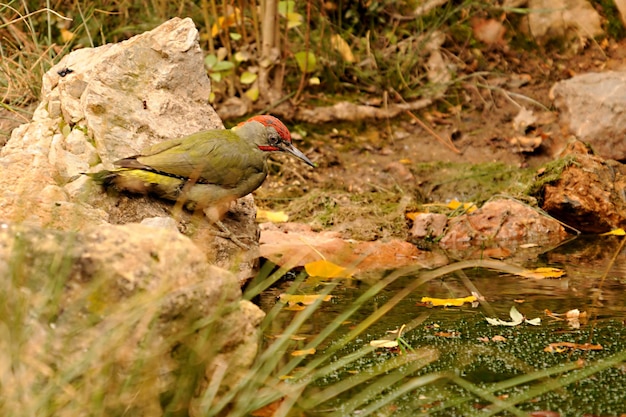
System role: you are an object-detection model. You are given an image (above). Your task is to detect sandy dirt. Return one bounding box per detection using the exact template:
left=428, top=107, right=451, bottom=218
left=254, top=39, right=626, bottom=240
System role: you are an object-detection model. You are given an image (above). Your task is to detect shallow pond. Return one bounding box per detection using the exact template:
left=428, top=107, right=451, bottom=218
left=255, top=235, right=626, bottom=416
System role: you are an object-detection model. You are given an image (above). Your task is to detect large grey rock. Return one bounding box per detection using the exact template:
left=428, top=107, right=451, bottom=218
left=551, top=71, right=626, bottom=161
left=1, top=17, right=259, bottom=273
left=0, top=221, right=264, bottom=416
left=0, top=18, right=265, bottom=415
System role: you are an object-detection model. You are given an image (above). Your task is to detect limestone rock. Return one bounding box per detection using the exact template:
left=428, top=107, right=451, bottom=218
left=0, top=221, right=263, bottom=416
left=1, top=16, right=259, bottom=275
left=524, top=0, right=602, bottom=50
left=551, top=71, right=626, bottom=161
left=0, top=18, right=265, bottom=415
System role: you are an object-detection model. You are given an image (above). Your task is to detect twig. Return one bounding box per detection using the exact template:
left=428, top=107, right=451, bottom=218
left=405, top=110, right=461, bottom=154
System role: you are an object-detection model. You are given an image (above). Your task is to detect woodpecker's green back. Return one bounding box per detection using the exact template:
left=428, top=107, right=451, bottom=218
left=89, top=115, right=313, bottom=221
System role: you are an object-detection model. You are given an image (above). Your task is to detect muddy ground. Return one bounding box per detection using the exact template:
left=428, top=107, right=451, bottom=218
left=1, top=39, right=624, bottom=242
left=256, top=39, right=626, bottom=241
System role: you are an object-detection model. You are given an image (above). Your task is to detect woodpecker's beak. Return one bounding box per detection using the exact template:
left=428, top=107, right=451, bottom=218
left=278, top=141, right=315, bottom=167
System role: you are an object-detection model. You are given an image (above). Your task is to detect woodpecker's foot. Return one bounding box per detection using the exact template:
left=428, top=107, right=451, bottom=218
left=213, top=220, right=250, bottom=250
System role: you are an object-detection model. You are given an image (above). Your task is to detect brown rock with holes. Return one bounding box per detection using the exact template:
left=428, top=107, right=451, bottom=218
left=539, top=141, right=626, bottom=233
left=409, top=213, right=447, bottom=240
left=259, top=222, right=448, bottom=272
left=439, top=199, right=568, bottom=250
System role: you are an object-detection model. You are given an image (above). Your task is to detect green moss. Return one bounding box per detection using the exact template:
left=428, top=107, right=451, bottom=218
left=525, top=154, right=580, bottom=202
left=413, top=161, right=535, bottom=205
left=592, top=0, right=626, bottom=40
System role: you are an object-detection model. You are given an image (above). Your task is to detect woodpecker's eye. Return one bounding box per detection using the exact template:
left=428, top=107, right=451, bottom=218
left=268, top=132, right=282, bottom=147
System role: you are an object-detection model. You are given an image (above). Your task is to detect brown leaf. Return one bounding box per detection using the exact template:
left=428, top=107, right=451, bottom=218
left=251, top=398, right=283, bottom=417
left=544, top=342, right=603, bottom=353
left=471, top=17, right=506, bottom=46
left=434, top=331, right=461, bottom=338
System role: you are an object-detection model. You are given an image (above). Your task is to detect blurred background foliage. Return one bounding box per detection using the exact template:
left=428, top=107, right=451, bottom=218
left=2, top=0, right=624, bottom=120
left=1, top=0, right=522, bottom=117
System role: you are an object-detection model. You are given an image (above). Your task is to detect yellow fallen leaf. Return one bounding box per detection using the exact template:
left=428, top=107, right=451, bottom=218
left=305, top=259, right=352, bottom=278
left=211, top=8, right=243, bottom=37
left=601, top=228, right=625, bottom=236
left=447, top=199, right=462, bottom=210
left=421, top=295, right=477, bottom=307
left=279, top=294, right=333, bottom=307
left=517, top=267, right=565, bottom=279
left=285, top=12, right=303, bottom=29
left=330, top=34, right=355, bottom=63
left=447, top=199, right=477, bottom=213
left=245, top=86, right=259, bottom=102
left=256, top=209, right=289, bottom=223
left=60, top=28, right=74, bottom=43
left=405, top=211, right=424, bottom=221
left=291, top=348, right=316, bottom=356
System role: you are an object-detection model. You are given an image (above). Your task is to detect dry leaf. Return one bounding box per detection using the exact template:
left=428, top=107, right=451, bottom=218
left=512, top=107, right=537, bottom=133
left=510, top=135, right=542, bottom=152
left=278, top=294, right=333, bottom=307
left=486, top=306, right=541, bottom=326
left=60, top=28, right=74, bottom=42
left=251, top=398, right=283, bottom=416
left=256, top=209, right=289, bottom=223
left=447, top=199, right=477, bottom=213
left=331, top=34, right=355, bottom=63
left=305, top=259, right=352, bottom=278
left=405, top=211, right=424, bottom=221
left=545, top=308, right=587, bottom=329
left=601, top=228, right=626, bottom=236
left=544, top=342, right=603, bottom=353
left=370, top=339, right=399, bottom=348
left=471, top=17, right=506, bottom=46
left=421, top=295, right=477, bottom=307
left=434, top=331, right=460, bottom=338
left=519, top=243, right=539, bottom=248
left=516, top=267, right=565, bottom=279
left=291, top=348, right=316, bottom=356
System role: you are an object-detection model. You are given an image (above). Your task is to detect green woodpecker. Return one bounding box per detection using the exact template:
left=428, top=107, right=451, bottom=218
left=89, top=115, right=314, bottom=246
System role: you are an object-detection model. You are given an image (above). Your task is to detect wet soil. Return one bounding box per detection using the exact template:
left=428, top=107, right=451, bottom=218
left=256, top=39, right=626, bottom=241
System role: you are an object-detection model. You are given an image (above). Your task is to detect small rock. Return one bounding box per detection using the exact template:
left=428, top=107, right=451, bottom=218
left=440, top=199, right=568, bottom=250
left=140, top=216, right=179, bottom=231
left=524, top=0, right=602, bottom=48
left=384, top=161, right=415, bottom=182
left=538, top=142, right=626, bottom=233
left=409, top=212, right=447, bottom=240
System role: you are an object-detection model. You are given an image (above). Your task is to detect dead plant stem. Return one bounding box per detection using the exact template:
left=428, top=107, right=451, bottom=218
left=405, top=110, right=461, bottom=154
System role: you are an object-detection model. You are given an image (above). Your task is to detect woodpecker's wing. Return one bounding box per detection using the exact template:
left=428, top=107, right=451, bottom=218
left=114, top=130, right=265, bottom=187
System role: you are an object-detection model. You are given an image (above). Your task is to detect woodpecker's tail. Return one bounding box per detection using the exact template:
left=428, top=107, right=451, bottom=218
left=83, top=170, right=117, bottom=187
